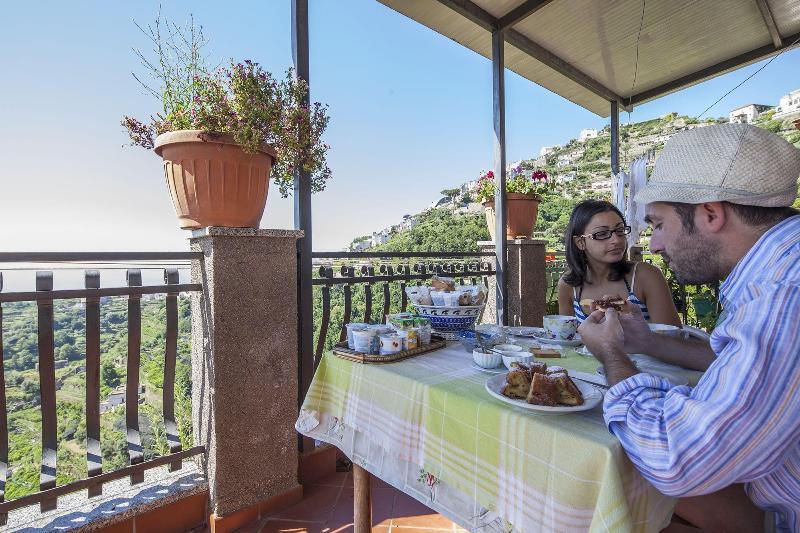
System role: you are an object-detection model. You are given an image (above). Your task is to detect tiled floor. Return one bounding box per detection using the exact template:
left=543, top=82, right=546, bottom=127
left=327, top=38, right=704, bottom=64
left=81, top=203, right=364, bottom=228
left=238, top=470, right=465, bottom=533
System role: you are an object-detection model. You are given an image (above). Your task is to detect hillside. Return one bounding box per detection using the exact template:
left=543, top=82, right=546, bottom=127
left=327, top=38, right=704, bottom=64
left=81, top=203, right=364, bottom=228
left=350, top=112, right=800, bottom=252
left=2, top=298, right=193, bottom=498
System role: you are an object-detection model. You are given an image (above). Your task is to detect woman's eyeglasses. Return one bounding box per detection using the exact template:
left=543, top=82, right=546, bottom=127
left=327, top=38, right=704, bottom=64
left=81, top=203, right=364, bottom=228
left=580, top=225, right=632, bottom=241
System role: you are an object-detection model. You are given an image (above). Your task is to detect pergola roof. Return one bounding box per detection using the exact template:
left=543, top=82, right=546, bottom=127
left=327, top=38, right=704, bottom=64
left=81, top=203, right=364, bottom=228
left=378, top=0, right=800, bottom=117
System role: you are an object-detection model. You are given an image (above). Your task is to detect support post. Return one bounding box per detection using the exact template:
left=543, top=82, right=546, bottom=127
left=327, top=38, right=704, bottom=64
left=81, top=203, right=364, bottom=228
left=292, top=0, right=315, bottom=453
left=610, top=100, right=620, bottom=176
left=480, top=239, right=547, bottom=327
left=492, top=29, right=508, bottom=326
left=190, top=228, right=304, bottom=517
left=353, top=464, right=372, bottom=533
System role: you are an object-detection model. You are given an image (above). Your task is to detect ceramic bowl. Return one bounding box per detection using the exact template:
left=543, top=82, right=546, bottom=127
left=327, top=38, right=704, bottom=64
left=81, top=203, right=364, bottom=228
left=502, top=352, right=534, bottom=370
left=414, top=304, right=484, bottom=333
left=494, top=344, right=523, bottom=355
left=472, top=348, right=502, bottom=369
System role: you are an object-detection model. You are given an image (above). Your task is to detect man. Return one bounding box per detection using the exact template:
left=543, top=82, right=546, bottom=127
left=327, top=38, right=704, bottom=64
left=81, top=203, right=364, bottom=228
left=578, top=123, right=800, bottom=532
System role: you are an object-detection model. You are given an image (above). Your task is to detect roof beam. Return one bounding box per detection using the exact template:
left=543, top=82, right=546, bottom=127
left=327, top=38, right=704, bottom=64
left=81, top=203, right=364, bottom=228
left=754, top=0, right=783, bottom=48
left=435, top=0, right=626, bottom=109
left=504, top=30, right=627, bottom=109
left=629, top=29, right=800, bottom=106
left=435, top=0, right=495, bottom=31
left=497, top=0, right=554, bottom=30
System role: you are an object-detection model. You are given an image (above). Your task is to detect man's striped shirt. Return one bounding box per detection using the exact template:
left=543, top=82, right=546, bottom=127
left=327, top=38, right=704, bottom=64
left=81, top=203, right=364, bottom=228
left=604, top=215, right=800, bottom=532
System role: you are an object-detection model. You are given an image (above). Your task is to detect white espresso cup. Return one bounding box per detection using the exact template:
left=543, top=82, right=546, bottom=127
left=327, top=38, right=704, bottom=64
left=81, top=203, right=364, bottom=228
left=543, top=314, right=579, bottom=341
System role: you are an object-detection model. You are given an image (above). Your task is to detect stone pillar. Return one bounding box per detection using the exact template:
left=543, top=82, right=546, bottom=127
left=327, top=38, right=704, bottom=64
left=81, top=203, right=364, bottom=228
left=479, top=239, right=547, bottom=327
left=190, top=227, right=304, bottom=517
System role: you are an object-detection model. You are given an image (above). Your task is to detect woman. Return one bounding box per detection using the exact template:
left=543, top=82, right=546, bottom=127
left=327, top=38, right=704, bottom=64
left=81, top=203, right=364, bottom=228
left=557, top=199, right=681, bottom=326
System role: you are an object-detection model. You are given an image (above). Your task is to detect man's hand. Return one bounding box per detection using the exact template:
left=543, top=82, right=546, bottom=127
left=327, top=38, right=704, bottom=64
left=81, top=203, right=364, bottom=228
left=579, top=309, right=625, bottom=362
left=617, top=303, right=655, bottom=354
left=578, top=309, right=639, bottom=386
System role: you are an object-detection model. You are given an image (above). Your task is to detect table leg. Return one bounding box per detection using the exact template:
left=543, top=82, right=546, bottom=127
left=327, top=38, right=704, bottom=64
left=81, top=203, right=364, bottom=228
left=353, top=464, right=372, bottom=532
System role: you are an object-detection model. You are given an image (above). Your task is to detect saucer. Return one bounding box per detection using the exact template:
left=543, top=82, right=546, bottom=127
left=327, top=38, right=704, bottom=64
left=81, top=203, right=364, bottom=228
left=531, top=334, right=583, bottom=347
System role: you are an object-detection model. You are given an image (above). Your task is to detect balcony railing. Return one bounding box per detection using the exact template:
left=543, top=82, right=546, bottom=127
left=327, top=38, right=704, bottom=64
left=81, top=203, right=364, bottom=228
left=0, top=252, right=205, bottom=524
left=310, top=251, right=496, bottom=365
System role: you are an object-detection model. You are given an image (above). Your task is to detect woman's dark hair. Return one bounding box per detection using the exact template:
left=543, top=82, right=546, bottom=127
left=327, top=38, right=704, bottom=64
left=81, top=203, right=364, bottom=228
left=562, top=199, right=632, bottom=287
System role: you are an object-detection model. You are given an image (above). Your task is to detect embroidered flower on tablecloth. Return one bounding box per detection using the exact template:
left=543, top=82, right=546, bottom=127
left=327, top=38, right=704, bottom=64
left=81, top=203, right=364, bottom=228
left=326, top=416, right=345, bottom=441
left=417, top=469, right=441, bottom=502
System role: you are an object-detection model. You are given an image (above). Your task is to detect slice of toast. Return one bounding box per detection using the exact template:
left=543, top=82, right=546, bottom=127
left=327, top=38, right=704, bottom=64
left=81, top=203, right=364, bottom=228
left=531, top=347, right=561, bottom=358
left=526, top=373, right=559, bottom=406
left=552, top=375, right=584, bottom=406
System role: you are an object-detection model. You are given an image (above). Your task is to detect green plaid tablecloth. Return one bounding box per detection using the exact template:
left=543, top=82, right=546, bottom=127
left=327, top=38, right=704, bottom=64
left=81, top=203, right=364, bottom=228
left=296, top=344, right=677, bottom=532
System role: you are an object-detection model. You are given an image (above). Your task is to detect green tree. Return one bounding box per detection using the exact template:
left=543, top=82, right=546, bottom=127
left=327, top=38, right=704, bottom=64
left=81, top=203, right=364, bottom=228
left=101, top=360, right=121, bottom=389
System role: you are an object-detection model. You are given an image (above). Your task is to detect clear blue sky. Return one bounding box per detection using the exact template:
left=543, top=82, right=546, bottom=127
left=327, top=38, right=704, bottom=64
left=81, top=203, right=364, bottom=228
left=2, top=1, right=798, bottom=252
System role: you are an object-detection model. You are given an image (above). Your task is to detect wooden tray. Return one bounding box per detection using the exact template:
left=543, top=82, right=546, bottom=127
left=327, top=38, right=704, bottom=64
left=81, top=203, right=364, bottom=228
left=332, top=335, right=447, bottom=364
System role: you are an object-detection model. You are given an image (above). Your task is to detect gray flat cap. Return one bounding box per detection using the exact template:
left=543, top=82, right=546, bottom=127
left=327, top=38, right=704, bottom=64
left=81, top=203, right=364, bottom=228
left=634, top=123, right=800, bottom=206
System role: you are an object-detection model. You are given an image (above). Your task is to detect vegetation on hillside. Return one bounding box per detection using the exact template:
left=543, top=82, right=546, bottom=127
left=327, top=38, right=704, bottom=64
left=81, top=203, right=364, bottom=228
left=2, top=297, right=192, bottom=499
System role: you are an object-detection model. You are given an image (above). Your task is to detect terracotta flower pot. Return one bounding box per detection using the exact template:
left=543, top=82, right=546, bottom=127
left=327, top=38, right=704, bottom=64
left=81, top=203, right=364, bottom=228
left=482, top=193, right=541, bottom=240
left=154, top=130, right=277, bottom=230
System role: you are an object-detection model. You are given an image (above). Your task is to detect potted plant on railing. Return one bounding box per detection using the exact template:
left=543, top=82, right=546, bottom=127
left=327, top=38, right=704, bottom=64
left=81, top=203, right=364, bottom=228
left=475, top=165, right=553, bottom=240
left=122, top=18, right=331, bottom=229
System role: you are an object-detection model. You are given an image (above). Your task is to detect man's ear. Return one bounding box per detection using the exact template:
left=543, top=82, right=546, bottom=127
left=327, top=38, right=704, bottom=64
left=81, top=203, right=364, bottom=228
left=696, top=202, right=727, bottom=233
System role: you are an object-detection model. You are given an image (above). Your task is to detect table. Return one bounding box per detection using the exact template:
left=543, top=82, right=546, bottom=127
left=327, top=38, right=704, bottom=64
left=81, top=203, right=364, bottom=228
left=296, top=343, right=687, bottom=532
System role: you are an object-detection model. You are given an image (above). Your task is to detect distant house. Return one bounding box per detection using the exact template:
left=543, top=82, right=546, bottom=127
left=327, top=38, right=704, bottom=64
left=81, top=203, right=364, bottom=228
left=100, top=386, right=126, bottom=414
left=556, top=154, right=574, bottom=167
left=579, top=128, right=599, bottom=141
left=399, top=215, right=417, bottom=231
left=729, top=103, right=771, bottom=124
left=371, top=231, right=389, bottom=247
left=556, top=172, right=577, bottom=183
left=350, top=240, right=371, bottom=252
left=539, top=146, right=558, bottom=157
left=774, top=89, right=800, bottom=119
left=591, top=179, right=613, bottom=192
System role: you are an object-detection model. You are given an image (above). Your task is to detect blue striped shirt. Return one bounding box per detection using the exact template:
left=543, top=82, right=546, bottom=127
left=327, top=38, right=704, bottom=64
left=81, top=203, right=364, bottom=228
left=604, top=215, right=800, bottom=532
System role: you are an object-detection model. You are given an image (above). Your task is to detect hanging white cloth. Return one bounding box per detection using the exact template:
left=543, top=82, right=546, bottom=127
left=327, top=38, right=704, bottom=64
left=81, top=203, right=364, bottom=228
left=611, top=170, right=628, bottom=214
left=625, top=156, right=648, bottom=248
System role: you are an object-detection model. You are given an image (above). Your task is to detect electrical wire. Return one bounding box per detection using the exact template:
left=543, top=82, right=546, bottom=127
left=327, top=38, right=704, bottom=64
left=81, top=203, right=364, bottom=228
left=628, top=0, right=647, bottom=109
left=697, top=34, right=800, bottom=119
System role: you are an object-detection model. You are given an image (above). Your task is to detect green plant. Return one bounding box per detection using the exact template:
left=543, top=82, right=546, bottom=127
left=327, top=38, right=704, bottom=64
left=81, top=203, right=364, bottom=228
left=475, top=165, right=554, bottom=203
left=122, top=14, right=332, bottom=197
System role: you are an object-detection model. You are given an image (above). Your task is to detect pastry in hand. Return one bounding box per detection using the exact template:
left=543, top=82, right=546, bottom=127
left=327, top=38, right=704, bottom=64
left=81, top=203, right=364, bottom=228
left=597, top=296, right=625, bottom=311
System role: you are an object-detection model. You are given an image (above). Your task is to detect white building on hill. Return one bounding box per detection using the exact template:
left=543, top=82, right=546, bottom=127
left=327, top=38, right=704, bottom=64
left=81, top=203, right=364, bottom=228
left=591, top=179, right=612, bottom=192
left=774, top=89, right=800, bottom=119
left=579, top=128, right=599, bottom=141
left=540, top=146, right=558, bottom=157
left=729, top=103, right=771, bottom=124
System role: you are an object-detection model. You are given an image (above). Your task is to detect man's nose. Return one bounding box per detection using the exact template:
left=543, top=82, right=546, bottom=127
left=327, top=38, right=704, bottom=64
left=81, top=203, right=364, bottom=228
left=650, top=233, right=664, bottom=254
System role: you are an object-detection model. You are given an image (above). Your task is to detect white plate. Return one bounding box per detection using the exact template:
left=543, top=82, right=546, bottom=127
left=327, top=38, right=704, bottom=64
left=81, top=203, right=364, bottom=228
left=597, top=355, right=690, bottom=386
left=531, top=334, right=583, bottom=347
left=507, top=326, right=545, bottom=337
left=471, top=362, right=506, bottom=374
left=484, top=373, right=603, bottom=414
